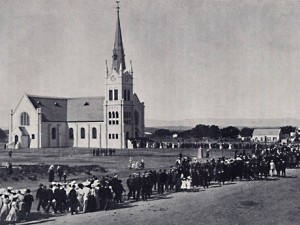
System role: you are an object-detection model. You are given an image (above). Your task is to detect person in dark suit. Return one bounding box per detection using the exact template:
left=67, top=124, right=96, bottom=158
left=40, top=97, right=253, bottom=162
left=103, top=183, right=112, bottom=210
left=24, top=189, right=34, bottom=215
left=141, top=174, right=147, bottom=201
left=127, top=174, right=135, bottom=200
left=68, top=185, right=78, bottom=215
left=36, top=184, right=47, bottom=211
left=134, top=173, right=142, bottom=201
left=54, top=184, right=63, bottom=213
left=45, top=185, right=56, bottom=213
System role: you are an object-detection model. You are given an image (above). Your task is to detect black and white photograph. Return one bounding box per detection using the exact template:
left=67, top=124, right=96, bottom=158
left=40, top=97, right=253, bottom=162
left=0, top=0, right=300, bottom=224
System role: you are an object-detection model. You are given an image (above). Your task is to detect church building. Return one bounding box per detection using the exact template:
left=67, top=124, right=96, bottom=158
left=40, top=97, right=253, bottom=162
left=8, top=3, right=145, bottom=149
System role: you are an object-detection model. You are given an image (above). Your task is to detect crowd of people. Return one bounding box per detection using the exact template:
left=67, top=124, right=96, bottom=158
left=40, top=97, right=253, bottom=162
left=0, top=144, right=299, bottom=223
left=0, top=187, right=34, bottom=224
left=92, top=148, right=116, bottom=157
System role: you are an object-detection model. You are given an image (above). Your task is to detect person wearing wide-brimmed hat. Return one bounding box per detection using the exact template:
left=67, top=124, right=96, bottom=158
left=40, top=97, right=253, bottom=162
left=6, top=194, right=19, bottom=223
left=91, top=180, right=100, bottom=211
left=82, top=181, right=91, bottom=213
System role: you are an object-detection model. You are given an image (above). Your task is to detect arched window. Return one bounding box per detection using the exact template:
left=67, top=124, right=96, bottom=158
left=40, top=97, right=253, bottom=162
left=52, top=128, right=56, bottom=140
left=112, top=112, right=115, bottom=118
left=116, top=112, right=119, bottom=118
left=20, top=112, right=30, bottom=126
left=69, top=128, right=74, bottom=139
left=134, top=111, right=139, bottom=126
left=109, top=112, right=112, bottom=118
left=81, top=128, right=85, bottom=139
left=92, top=128, right=97, bottom=139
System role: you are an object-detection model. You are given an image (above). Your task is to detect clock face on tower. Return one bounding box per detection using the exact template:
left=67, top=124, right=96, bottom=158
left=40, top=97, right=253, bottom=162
left=110, top=75, right=116, bottom=82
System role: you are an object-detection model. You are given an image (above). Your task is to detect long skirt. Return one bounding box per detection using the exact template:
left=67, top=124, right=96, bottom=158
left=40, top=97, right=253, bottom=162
left=6, top=206, right=18, bottom=222
left=0, top=204, right=10, bottom=221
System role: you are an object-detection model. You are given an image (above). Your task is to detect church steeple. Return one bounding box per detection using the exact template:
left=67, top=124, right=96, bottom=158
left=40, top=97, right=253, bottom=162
left=112, top=1, right=126, bottom=72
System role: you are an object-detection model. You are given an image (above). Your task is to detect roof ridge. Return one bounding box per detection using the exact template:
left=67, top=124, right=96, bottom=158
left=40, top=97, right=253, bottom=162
left=27, top=94, right=105, bottom=100
left=27, top=94, right=68, bottom=100
left=68, top=96, right=105, bottom=100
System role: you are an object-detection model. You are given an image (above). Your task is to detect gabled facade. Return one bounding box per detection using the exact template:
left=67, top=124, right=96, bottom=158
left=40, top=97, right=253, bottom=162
left=251, top=128, right=282, bottom=143
left=8, top=3, right=145, bottom=149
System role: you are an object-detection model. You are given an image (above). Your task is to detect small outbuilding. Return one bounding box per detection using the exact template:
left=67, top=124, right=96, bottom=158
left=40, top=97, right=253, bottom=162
left=251, top=128, right=282, bottom=143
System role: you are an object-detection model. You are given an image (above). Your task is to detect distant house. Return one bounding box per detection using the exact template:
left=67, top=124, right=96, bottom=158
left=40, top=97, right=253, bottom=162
left=251, top=128, right=282, bottom=143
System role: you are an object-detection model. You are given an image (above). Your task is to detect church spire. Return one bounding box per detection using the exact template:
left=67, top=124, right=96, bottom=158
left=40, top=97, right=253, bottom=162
left=112, top=1, right=126, bottom=72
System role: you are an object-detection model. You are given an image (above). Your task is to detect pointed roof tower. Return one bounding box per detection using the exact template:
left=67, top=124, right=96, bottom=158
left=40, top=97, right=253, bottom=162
left=112, top=1, right=126, bottom=73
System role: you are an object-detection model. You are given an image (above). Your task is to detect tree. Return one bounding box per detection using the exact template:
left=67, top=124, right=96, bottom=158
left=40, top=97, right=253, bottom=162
left=208, top=125, right=220, bottom=138
left=240, top=127, right=254, bottom=137
left=281, top=126, right=296, bottom=135
left=190, top=124, right=209, bottom=138
left=220, top=126, right=240, bottom=139
left=0, top=128, right=7, bottom=139
left=154, top=129, right=172, bottom=137
left=178, top=130, right=191, bottom=138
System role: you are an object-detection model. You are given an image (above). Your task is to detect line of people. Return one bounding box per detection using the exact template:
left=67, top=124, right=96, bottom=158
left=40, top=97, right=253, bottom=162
left=92, top=148, right=116, bottom=156
left=1, top=143, right=299, bottom=223
left=0, top=187, right=34, bottom=224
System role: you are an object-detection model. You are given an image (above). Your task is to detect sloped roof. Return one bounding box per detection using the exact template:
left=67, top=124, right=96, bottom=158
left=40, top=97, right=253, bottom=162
left=67, top=97, right=105, bottom=122
left=19, top=127, right=29, bottom=136
left=27, top=95, right=104, bottom=122
left=252, top=128, right=281, bottom=136
left=28, top=95, right=68, bottom=122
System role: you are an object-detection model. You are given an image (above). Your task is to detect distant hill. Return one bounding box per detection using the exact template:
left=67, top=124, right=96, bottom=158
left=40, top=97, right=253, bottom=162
left=146, top=118, right=300, bottom=128
left=145, top=126, right=192, bottom=134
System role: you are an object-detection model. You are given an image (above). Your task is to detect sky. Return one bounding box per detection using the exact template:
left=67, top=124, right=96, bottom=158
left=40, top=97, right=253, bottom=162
left=1, top=0, right=300, bottom=128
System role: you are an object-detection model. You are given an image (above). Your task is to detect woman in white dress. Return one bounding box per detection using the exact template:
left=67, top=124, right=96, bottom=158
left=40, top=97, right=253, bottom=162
left=186, top=176, right=192, bottom=191
left=181, top=177, right=187, bottom=191
left=0, top=193, right=10, bottom=222
left=6, top=198, right=18, bottom=224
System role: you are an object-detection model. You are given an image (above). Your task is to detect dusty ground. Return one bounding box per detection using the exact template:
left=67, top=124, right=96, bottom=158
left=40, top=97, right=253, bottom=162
left=0, top=148, right=299, bottom=225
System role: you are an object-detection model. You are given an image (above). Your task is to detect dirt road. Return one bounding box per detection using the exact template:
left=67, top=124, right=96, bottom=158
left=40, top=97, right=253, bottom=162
left=20, top=168, right=300, bottom=225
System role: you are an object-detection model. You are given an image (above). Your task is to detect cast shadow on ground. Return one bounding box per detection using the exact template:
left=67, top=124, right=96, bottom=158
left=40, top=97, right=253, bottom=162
left=110, top=201, right=138, bottom=210
left=17, top=211, right=57, bottom=225
left=207, top=184, right=223, bottom=188
left=265, top=177, right=280, bottom=181
left=223, top=182, right=237, bottom=186
left=139, top=195, right=173, bottom=202
left=283, top=175, right=297, bottom=179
